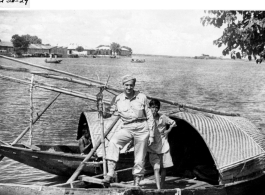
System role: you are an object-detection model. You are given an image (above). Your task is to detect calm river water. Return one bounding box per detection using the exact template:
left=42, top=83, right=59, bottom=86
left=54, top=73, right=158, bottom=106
left=1, top=55, right=265, bottom=188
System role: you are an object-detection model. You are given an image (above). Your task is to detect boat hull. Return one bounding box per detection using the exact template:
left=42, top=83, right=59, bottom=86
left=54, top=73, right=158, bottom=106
left=1, top=175, right=265, bottom=195
left=45, top=59, right=62, bottom=63
left=225, top=172, right=265, bottom=195
left=0, top=144, right=134, bottom=179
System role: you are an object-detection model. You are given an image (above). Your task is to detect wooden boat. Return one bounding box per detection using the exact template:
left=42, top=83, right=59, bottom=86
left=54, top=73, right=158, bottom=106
left=1, top=110, right=265, bottom=194
left=131, top=59, right=145, bottom=63
left=45, top=59, right=62, bottom=63
left=0, top=112, right=134, bottom=180
left=1, top=55, right=265, bottom=194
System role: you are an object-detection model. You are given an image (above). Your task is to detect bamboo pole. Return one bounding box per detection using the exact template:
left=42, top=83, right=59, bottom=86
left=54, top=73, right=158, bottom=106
left=0, top=93, right=61, bottom=161
left=0, top=140, right=10, bottom=146
left=0, top=56, right=240, bottom=116
left=0, top=74, right=111, bottom=105
left=66, top=115, right=120, bottom=184
left=12, top=93, right=61, bottom=145
left=29, top=75, right=34, bottom=146
left=0, top=65, right=107, bottom=90
left=100, top=107, right=107, bottom=176
left=97, top=88, right=107, bottom=176
left=0, top=65, right=41, bottom=74
left=0, top=55, right=109, bottom=86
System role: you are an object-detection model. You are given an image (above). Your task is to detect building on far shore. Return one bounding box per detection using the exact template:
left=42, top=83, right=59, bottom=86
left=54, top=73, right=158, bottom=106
left=96, top=45, right=132, bottom=56
left=0, top=41, right=68, bottom=57
left=67, top=43, right=132, bottom=57
left=0, top=41, right=14, bottom=53
left=28, top=44, right=68, bottom=57
left=120, top=47, right=132, bottom=56
left=96, top=45, right=111, bottom=55
left=67, top=43, right=96, bottom=56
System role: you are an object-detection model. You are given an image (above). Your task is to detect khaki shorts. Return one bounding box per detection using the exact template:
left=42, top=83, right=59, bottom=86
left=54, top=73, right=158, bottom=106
left=149, top=150, right=173, bottom=170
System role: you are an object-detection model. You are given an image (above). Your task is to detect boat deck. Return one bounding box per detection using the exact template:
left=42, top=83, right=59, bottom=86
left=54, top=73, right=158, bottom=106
left=124, top=175, right=214, bottom=190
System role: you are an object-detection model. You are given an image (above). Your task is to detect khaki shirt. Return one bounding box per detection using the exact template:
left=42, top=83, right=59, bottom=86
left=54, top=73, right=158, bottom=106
left=110, top=91, right=155, bottom=137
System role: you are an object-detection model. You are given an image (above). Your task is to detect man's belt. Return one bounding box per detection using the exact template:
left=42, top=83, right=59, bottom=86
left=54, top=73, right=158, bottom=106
left=123, top=118, right=147, bottom=125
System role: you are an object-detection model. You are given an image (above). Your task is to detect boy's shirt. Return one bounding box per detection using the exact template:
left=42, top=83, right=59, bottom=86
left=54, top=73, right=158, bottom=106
left=148, top=113, right=175, bottom=154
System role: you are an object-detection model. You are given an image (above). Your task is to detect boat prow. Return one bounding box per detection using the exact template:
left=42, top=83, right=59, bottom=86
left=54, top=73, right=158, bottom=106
left=45, top=59, right=62, bottom=63
left=131, top=59, right=145, bottom=63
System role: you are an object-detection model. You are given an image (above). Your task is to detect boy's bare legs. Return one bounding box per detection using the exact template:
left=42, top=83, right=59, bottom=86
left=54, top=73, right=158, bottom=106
left=161, top=168, right=166, bottom=189
left=154, top=169, right=161, bottom=189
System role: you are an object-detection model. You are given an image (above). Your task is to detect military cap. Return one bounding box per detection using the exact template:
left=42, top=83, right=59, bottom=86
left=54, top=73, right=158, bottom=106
left=122, top=75, right=136, bottom=84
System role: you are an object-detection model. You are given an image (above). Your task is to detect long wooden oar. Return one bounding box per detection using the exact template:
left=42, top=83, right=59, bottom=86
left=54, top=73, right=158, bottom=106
left=0, top=55, right=240, bottom=116
left=0, top=93, right=61, bottom=161
left=66, top=115, right=120, bottom=184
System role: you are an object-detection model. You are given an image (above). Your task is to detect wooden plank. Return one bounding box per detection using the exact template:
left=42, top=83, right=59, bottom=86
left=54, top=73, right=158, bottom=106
left=184, top=179, right=213, bottom=189
left=53, top=180, right=86, bottom=187
left=84, top=161, right=102, bottom=166
left=66, top=116, right=120, bottom=183
left=79, top=175, right=139, bottom=189
left=79, top=175, right=103, bottom=185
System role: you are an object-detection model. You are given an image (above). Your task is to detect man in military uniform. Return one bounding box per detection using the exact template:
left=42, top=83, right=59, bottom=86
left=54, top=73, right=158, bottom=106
left=103, top=75, right=155, bottom=186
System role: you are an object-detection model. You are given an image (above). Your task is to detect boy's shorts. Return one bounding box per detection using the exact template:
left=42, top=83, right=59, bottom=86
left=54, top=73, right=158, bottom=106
left=149, top=150, right=173, bottom=170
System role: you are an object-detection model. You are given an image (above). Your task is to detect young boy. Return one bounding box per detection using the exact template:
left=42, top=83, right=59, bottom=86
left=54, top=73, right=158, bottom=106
left=148, top=99, right=177, bottom=189
left=78, top=123, right=92, bottom=155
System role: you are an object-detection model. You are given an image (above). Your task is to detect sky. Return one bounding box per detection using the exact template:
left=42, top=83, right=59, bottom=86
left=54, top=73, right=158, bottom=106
left=0, top=0, right=261, bottom=57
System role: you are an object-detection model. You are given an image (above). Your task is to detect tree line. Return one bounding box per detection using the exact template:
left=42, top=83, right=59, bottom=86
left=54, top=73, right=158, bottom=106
left=11, top=34, right=43, bottom=55
left=10, top=35, right=133, bottom=56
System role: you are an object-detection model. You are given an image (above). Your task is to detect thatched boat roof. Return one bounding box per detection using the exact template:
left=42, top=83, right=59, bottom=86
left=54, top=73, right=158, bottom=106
left=78, top=112, right=125, bottom=157
left=169, top=112, right=265, bottom=172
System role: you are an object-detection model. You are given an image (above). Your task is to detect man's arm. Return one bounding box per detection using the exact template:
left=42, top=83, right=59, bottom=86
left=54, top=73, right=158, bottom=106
left=143, top=95, right=155, bottom=145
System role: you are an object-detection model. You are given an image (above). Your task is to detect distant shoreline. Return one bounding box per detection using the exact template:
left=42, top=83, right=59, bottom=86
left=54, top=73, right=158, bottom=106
left=133, top=53, right=235, bottom=60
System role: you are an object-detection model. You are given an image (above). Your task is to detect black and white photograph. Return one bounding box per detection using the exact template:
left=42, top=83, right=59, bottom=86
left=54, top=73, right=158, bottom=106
left=0, top=1, right=265, bottom=194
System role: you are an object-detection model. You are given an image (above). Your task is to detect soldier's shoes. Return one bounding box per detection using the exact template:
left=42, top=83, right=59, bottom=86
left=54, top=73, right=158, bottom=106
left=102, top=175, right=113, bottom=184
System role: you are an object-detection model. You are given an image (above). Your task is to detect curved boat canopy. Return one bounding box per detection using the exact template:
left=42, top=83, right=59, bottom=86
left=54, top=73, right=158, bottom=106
left=78, top=112, right=126, bottom=157
left=170, top=112, right=265, bottom=172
